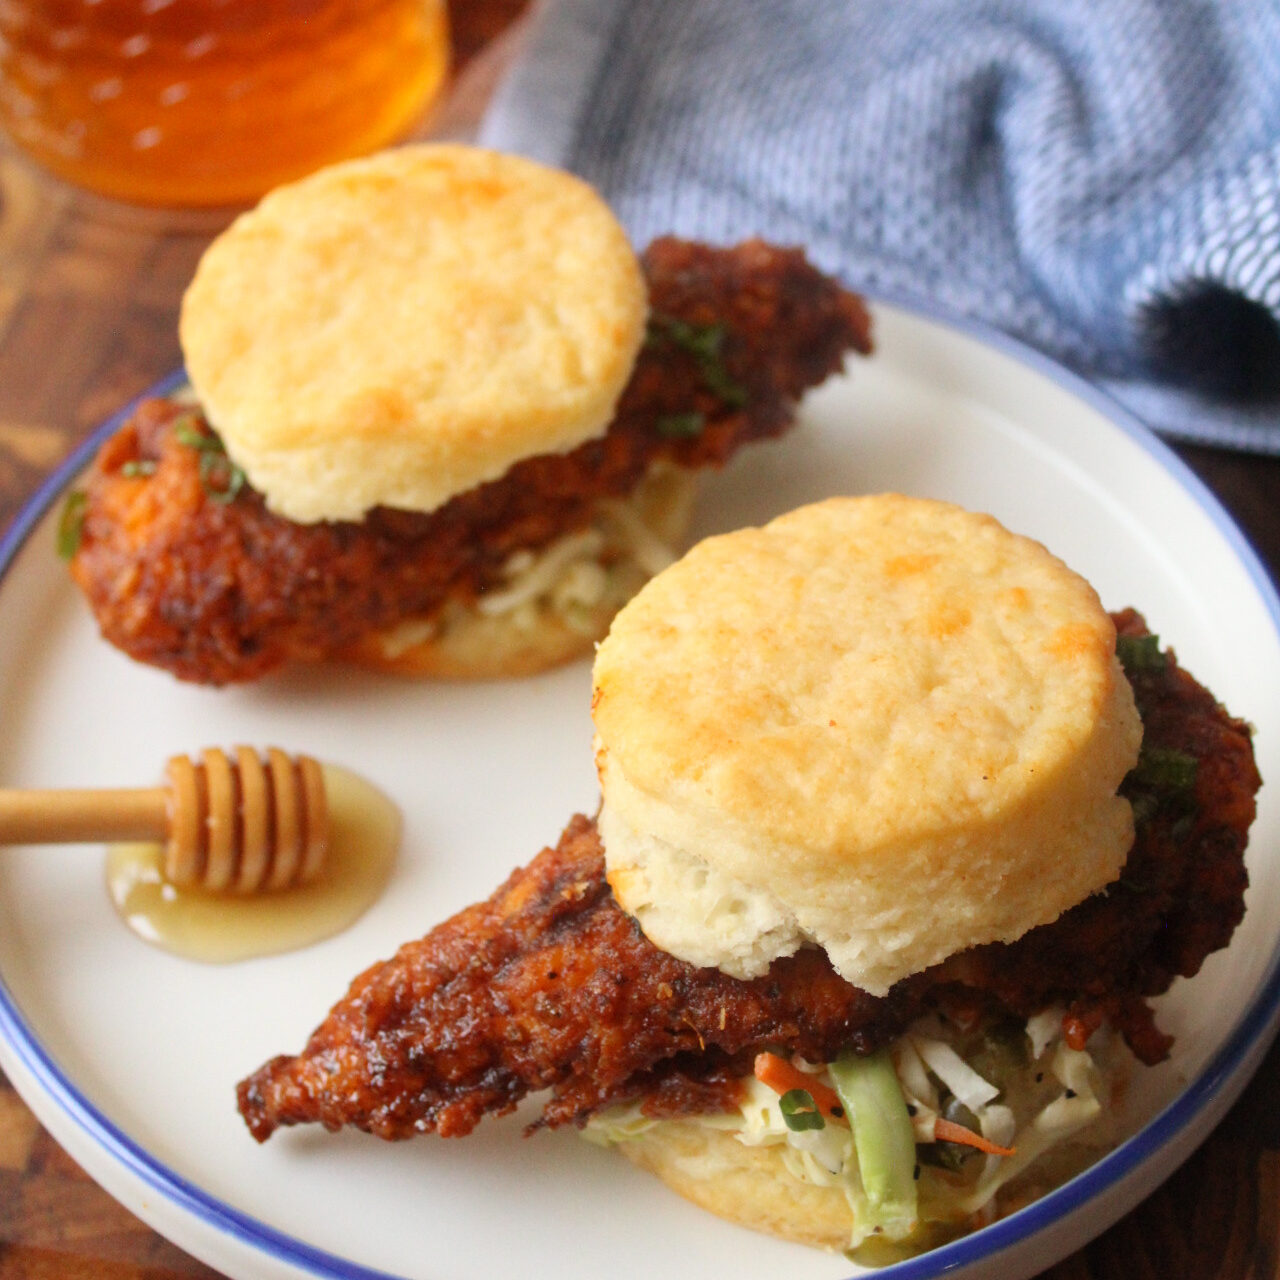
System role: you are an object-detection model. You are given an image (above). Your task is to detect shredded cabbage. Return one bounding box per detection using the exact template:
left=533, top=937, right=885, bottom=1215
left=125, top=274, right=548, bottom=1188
left=477, top=529, right=607, bottom=616
left=907, top=1034, right=1000, bottom=1112
left=476, top=474, right=682, bottom=621
left=1026, top=1006, right=1066, bottom=1059
left=584, top=1005, right=1130, bottom=1260
left=375, top=468, right=688, bottom=660
left=595, top=495, right=682, bottom=577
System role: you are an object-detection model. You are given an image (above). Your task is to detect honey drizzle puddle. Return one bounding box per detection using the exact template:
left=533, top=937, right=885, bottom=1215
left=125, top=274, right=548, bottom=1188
left=105, top=765, right=400, bottom=963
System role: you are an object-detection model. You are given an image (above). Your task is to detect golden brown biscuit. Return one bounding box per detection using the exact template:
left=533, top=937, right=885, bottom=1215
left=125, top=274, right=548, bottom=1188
left=593, top=494, right=1142, bottom=995
left=180, top=144, right=647, bottom=523
left=613, top=1121, right=856, bottom=1250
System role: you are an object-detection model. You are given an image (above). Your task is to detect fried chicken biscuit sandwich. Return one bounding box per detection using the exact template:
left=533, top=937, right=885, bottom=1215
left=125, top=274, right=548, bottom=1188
left=64, top=144, right=871, bottom=684
left=238, top=495, right=1257, bottom=1260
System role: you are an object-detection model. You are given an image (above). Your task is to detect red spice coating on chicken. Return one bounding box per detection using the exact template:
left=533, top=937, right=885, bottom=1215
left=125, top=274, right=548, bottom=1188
left=69, top=239, right=872, bottom=684
left=237, top=616, right=1257, bottom=1143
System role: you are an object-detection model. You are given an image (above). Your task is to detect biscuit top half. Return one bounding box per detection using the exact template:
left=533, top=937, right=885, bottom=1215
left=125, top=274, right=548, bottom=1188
left=591, top=494, right=1143, bottom=996
left=180, top=144, right=647, bottom=524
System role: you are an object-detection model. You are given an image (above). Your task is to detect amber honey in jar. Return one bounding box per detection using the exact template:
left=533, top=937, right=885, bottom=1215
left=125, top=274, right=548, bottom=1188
left=0, top=0, right=450, bottom=207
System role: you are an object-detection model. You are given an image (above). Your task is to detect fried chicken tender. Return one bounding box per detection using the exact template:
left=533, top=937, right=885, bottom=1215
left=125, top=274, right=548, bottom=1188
left=69, top=239, right=872, bottom=685
left=237, top=617, right=1257, bottom=1143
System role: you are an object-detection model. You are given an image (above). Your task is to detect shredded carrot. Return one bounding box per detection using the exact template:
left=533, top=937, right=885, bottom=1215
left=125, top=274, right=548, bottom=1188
left=753, top=1052, right=848, bottom=1123
left=934, top=1117, right=1016, bottom=1157
left=754, top=1051, right=1016, bottom=1157
left=1062, top=1009, right=1103, bottom=1052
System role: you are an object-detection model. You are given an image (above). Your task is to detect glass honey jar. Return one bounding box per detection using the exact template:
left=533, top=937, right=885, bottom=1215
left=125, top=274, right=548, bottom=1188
left=0, top=0, right=450, bottom=208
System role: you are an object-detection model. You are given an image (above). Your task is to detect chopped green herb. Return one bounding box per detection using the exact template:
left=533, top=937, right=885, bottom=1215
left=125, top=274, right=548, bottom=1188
left=779, top=1088, right=826, bottom=1132
left=56, top=490, right=87, bottom=559
left=1123, top=741, right=1198, bottom=831
left=198, top=450, right=245, bottom=504
left=172, top=412, right=246, bottom=503
left=172, top=414, right=211, bottom=450
left=647, top=313, right=749, bottom=410
left=1117, top=632, right=1166, bottom=675
left=697, top=357, right=749, bottom=408
left=655, top=411, right=706, bottom=439
left=120, top=459, right=157, bottom=478
left=646, top=315, right=725, bottom=359
left=1131, top=746, right=1198, bottom=793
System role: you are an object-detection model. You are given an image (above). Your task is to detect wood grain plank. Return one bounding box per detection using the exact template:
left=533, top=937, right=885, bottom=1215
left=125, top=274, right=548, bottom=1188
left=0, top=153, right=73, bottom=349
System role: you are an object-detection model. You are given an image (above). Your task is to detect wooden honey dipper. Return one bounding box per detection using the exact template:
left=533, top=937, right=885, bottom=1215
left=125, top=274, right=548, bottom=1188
left=0, top=747, right=328, bottom=893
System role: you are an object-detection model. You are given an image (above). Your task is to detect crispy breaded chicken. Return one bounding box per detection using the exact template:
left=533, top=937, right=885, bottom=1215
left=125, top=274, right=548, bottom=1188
left=237, top=616, right=1257, bottom=1143
left=68, top=239, right=872, bottom=685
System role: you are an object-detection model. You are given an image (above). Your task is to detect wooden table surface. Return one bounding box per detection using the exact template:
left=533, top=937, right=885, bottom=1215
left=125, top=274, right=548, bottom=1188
left=0, top=3, right=1278, bottom=1277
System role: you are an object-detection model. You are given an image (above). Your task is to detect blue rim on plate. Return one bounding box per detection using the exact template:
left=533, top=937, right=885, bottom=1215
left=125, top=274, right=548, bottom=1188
left=0, top=300, right=1278, bottom=1280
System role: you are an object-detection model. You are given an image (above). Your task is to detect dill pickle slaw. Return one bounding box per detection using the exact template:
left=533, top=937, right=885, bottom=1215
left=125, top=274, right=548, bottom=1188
left=585, top=1007, right=1131, bottom=1263
left=375, top=463, right=694, bottom=659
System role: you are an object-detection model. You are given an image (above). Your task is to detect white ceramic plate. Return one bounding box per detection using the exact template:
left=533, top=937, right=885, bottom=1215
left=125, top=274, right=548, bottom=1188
left=0, top=300, right=1277, bottom=1280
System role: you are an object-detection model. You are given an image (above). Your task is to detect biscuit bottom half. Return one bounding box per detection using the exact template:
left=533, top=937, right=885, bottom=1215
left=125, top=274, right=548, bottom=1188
left=585, top=1007, right=1133, bottom=1262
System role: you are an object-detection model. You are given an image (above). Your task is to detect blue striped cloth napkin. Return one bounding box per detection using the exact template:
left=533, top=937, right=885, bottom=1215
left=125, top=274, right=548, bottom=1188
left=480, top=0, right=1280, bottom=454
